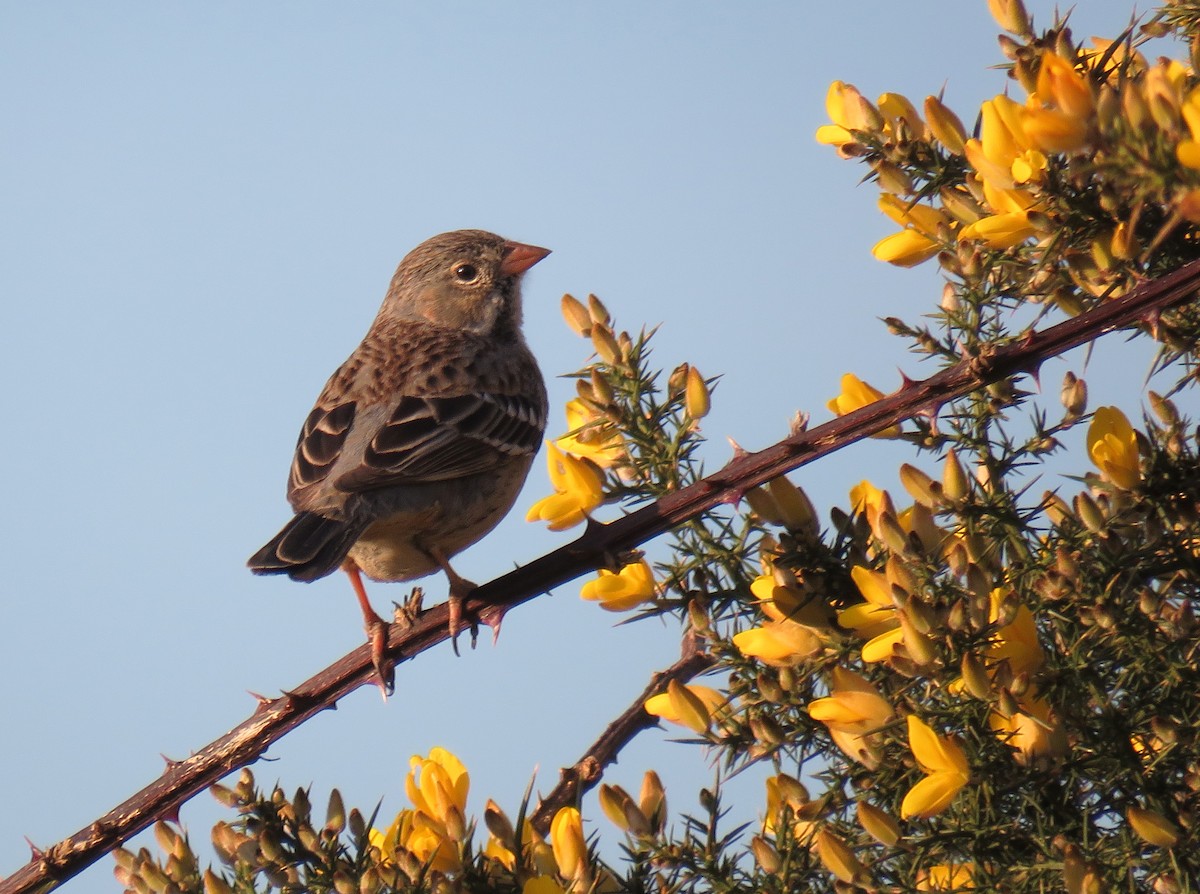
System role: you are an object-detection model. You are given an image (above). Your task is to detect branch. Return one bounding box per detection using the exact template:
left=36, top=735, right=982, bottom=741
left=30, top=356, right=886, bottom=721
left=5, top=258, right=1200, bottom=894
left=528, top=636, right=716, bottom=836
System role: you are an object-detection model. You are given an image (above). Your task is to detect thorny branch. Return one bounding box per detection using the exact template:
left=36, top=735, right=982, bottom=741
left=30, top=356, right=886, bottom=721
left=528, top=635, right=716, bottom=836
left=4, top=258, right=1200, bottom=894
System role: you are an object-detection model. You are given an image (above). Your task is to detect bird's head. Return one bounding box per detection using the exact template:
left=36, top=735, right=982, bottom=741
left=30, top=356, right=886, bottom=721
left=381, top=229, right=550, bottom=337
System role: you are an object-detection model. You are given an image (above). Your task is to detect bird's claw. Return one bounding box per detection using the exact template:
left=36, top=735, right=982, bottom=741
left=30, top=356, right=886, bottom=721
left=391, top=587, right=424, bottom=630
left=365, top=613, right=395, bottom=698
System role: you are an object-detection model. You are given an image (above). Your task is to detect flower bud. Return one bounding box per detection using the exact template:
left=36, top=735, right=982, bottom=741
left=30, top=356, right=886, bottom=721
left=816, top=828, right=864, bottom=883
left=1128, top=806, right=1181, bottom=847
left=751, top=835, right=781, bottom=874
left=925, top=95, right=968, bottom=153
left=942, top=449, right=969, bottom=502
left=856, top=801, right=902, bottom=846
left=591, top=324, right=621, bottom=365
left=745, top=486, right=783, bottom=524
left=484, top=799, right=515, bottom=847
left=899, top=464, right=940, bottom=507
left=639, top=771, right=668, bottom=834
left=1074, top=491, right=1106, bottom=533
left=961, top=651, right=993, bottom=699
left=561, top=294, right=592, bottom=336
left=587, top=293, right=611, bottom=326
left=1061, top=372, right=1087, bottom=417
left=685, top=365, right=711, bottom=419
left=768, top=476, right=819, bottom=539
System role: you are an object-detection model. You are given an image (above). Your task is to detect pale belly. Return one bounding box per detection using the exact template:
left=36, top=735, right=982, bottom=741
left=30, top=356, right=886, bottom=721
left=345, top=462, right=529, bottom=582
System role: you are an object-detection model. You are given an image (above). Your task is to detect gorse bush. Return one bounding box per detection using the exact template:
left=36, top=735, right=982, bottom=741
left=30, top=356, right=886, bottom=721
left=116, top=2, right=1200, bottom=891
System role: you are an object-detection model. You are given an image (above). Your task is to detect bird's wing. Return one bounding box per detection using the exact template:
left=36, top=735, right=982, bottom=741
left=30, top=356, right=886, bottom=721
left=288, top=400, right=358, bottom=497
left=331, top=391, right=546, bottom=493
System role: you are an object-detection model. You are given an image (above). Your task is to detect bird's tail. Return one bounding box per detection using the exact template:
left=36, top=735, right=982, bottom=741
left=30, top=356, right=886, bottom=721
left=248, top=512, right=365, bottom=582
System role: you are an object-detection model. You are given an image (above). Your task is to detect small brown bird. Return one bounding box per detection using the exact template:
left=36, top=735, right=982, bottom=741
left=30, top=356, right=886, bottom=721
left=248, top=229, right=549, bottom=689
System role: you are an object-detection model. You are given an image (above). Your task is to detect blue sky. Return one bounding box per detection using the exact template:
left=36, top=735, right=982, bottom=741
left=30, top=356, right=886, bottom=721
left=0, top=2, right=1163, bottom=890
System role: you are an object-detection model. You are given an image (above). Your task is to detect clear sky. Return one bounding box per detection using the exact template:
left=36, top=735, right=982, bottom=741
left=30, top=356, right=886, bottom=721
left=0, top=2, right=1163, bottom=891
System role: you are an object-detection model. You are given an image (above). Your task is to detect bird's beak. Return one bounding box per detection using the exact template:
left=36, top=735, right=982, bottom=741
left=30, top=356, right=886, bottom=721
left=500, top=241, right=552, bottom=276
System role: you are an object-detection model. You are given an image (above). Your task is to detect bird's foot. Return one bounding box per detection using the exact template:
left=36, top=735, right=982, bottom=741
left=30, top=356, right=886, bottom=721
left=391, top=587, right=424, bottom=629
left=364, top=610, right=395, bottom=698
left=447, top=579, right=480, bottom=656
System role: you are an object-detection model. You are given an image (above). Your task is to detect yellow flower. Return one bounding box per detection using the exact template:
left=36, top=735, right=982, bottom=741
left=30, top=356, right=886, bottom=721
left=580, top=559, right=656, bottom=611
left=827, top=373, right=901, bottom=437
left=985, top=589, right=1045, bottom=677
left=643, top=681, right=727, bottom=734
left=849, top=480, right=886, bottom=517
left=901, top=715, right=970, bottom=819
left=917, top=863, right=976, bottom=891
left=733, top=620, right=823, bottom=666
left=807, top=666, right=894, bottom=769
left=406, top=747, right=469, bottom=827
left=1021, top=52, right=1093, bottom=154
left=750, top=567, right=835, bottom=630
left=837, top=565, right=903, bottom=663
left=526, top=442, right=605, bottom=530
left=555, top=399, right=625, bottom=468
left=403, top=811, right=461, bottom=873
left=878, top=92, right=925, bottom=138
left=1087, top=406, right=1140, bottom=489
left=958, top=210, right=1037, bottom=249
left=878, top=194, right=951, bottom=238
left=989, top=692, right=1066, bottom=765
left=872, top=228, right=941, bottom=267
left=764, top=774, right=818, bottom=843
left=550, top=807, right=588, bottom=882
left=815, top=80, right=876, bottom=146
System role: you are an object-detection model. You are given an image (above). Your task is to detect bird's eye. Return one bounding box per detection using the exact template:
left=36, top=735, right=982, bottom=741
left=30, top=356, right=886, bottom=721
left=453, top=263, right=479, bottom=283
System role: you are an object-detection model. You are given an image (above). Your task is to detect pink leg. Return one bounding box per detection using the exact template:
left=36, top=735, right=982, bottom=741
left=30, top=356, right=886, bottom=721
left=342, top=559, right=394, bottom=696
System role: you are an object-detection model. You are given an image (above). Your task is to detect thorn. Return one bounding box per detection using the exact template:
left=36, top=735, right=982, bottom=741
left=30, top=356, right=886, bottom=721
left=582, top=515, right=608, bottom=539
left=160, top=806, right=182, bottom=826
left=726, top=437, right=748, bottom=460
left=480, top=604, right=508, bottom=645
left=161, top=754, right=183, bottom=771
left=280, top=688, right=309, bottom=707
left=1027, top=361, right=1043, bottom=391
left=897, top=370, right=917, bottom=389
left=248, top=691, right=274, bottom=709
left=25, top=837, right=44, bottom=861
left=1145, top=308, right=1162, bottom=339
left=722, top=486, right=747, bottom=508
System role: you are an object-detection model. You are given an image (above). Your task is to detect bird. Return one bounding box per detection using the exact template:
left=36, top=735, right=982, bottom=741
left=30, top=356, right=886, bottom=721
left=248, top=229, right=550, bottom=691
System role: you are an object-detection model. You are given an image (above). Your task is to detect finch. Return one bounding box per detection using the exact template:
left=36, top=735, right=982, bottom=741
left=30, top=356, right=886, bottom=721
left=248, top=229, right=550, bottom=689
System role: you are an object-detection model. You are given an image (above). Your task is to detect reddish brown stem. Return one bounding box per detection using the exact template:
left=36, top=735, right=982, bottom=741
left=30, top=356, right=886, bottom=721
left=528, top=637, right=715, bottom=836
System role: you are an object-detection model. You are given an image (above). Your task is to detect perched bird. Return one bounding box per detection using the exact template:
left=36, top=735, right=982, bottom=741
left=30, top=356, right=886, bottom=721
left=248, top=229, right=550, bottom=689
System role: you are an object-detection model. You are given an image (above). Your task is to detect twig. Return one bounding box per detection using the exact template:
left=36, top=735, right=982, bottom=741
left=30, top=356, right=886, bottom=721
left=528, top=636, right=715, bottom=835
left=4, top=258, right=1200, bottom=894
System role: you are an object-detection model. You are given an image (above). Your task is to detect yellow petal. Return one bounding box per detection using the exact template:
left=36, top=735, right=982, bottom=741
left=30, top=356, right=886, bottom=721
left=872, top=229, right=941, bottom=267
left=901, top=770, right=968, bottom=819
left=550, top=807, right=587, bottom=879
left=1127, top=806, right=1181, bottom=847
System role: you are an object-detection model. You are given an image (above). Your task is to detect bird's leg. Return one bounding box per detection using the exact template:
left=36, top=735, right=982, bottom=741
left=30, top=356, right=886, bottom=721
left=426, top=546, right=480, bottom=655
left=342, top=559, right=395, bottom=696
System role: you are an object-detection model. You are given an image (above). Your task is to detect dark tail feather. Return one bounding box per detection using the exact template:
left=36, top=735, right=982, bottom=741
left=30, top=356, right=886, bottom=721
left=248, top=512, right=364, bottom=582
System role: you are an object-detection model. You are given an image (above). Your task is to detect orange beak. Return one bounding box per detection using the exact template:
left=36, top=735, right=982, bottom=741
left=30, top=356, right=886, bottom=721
left=500, top=240, right=552, bottom=276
